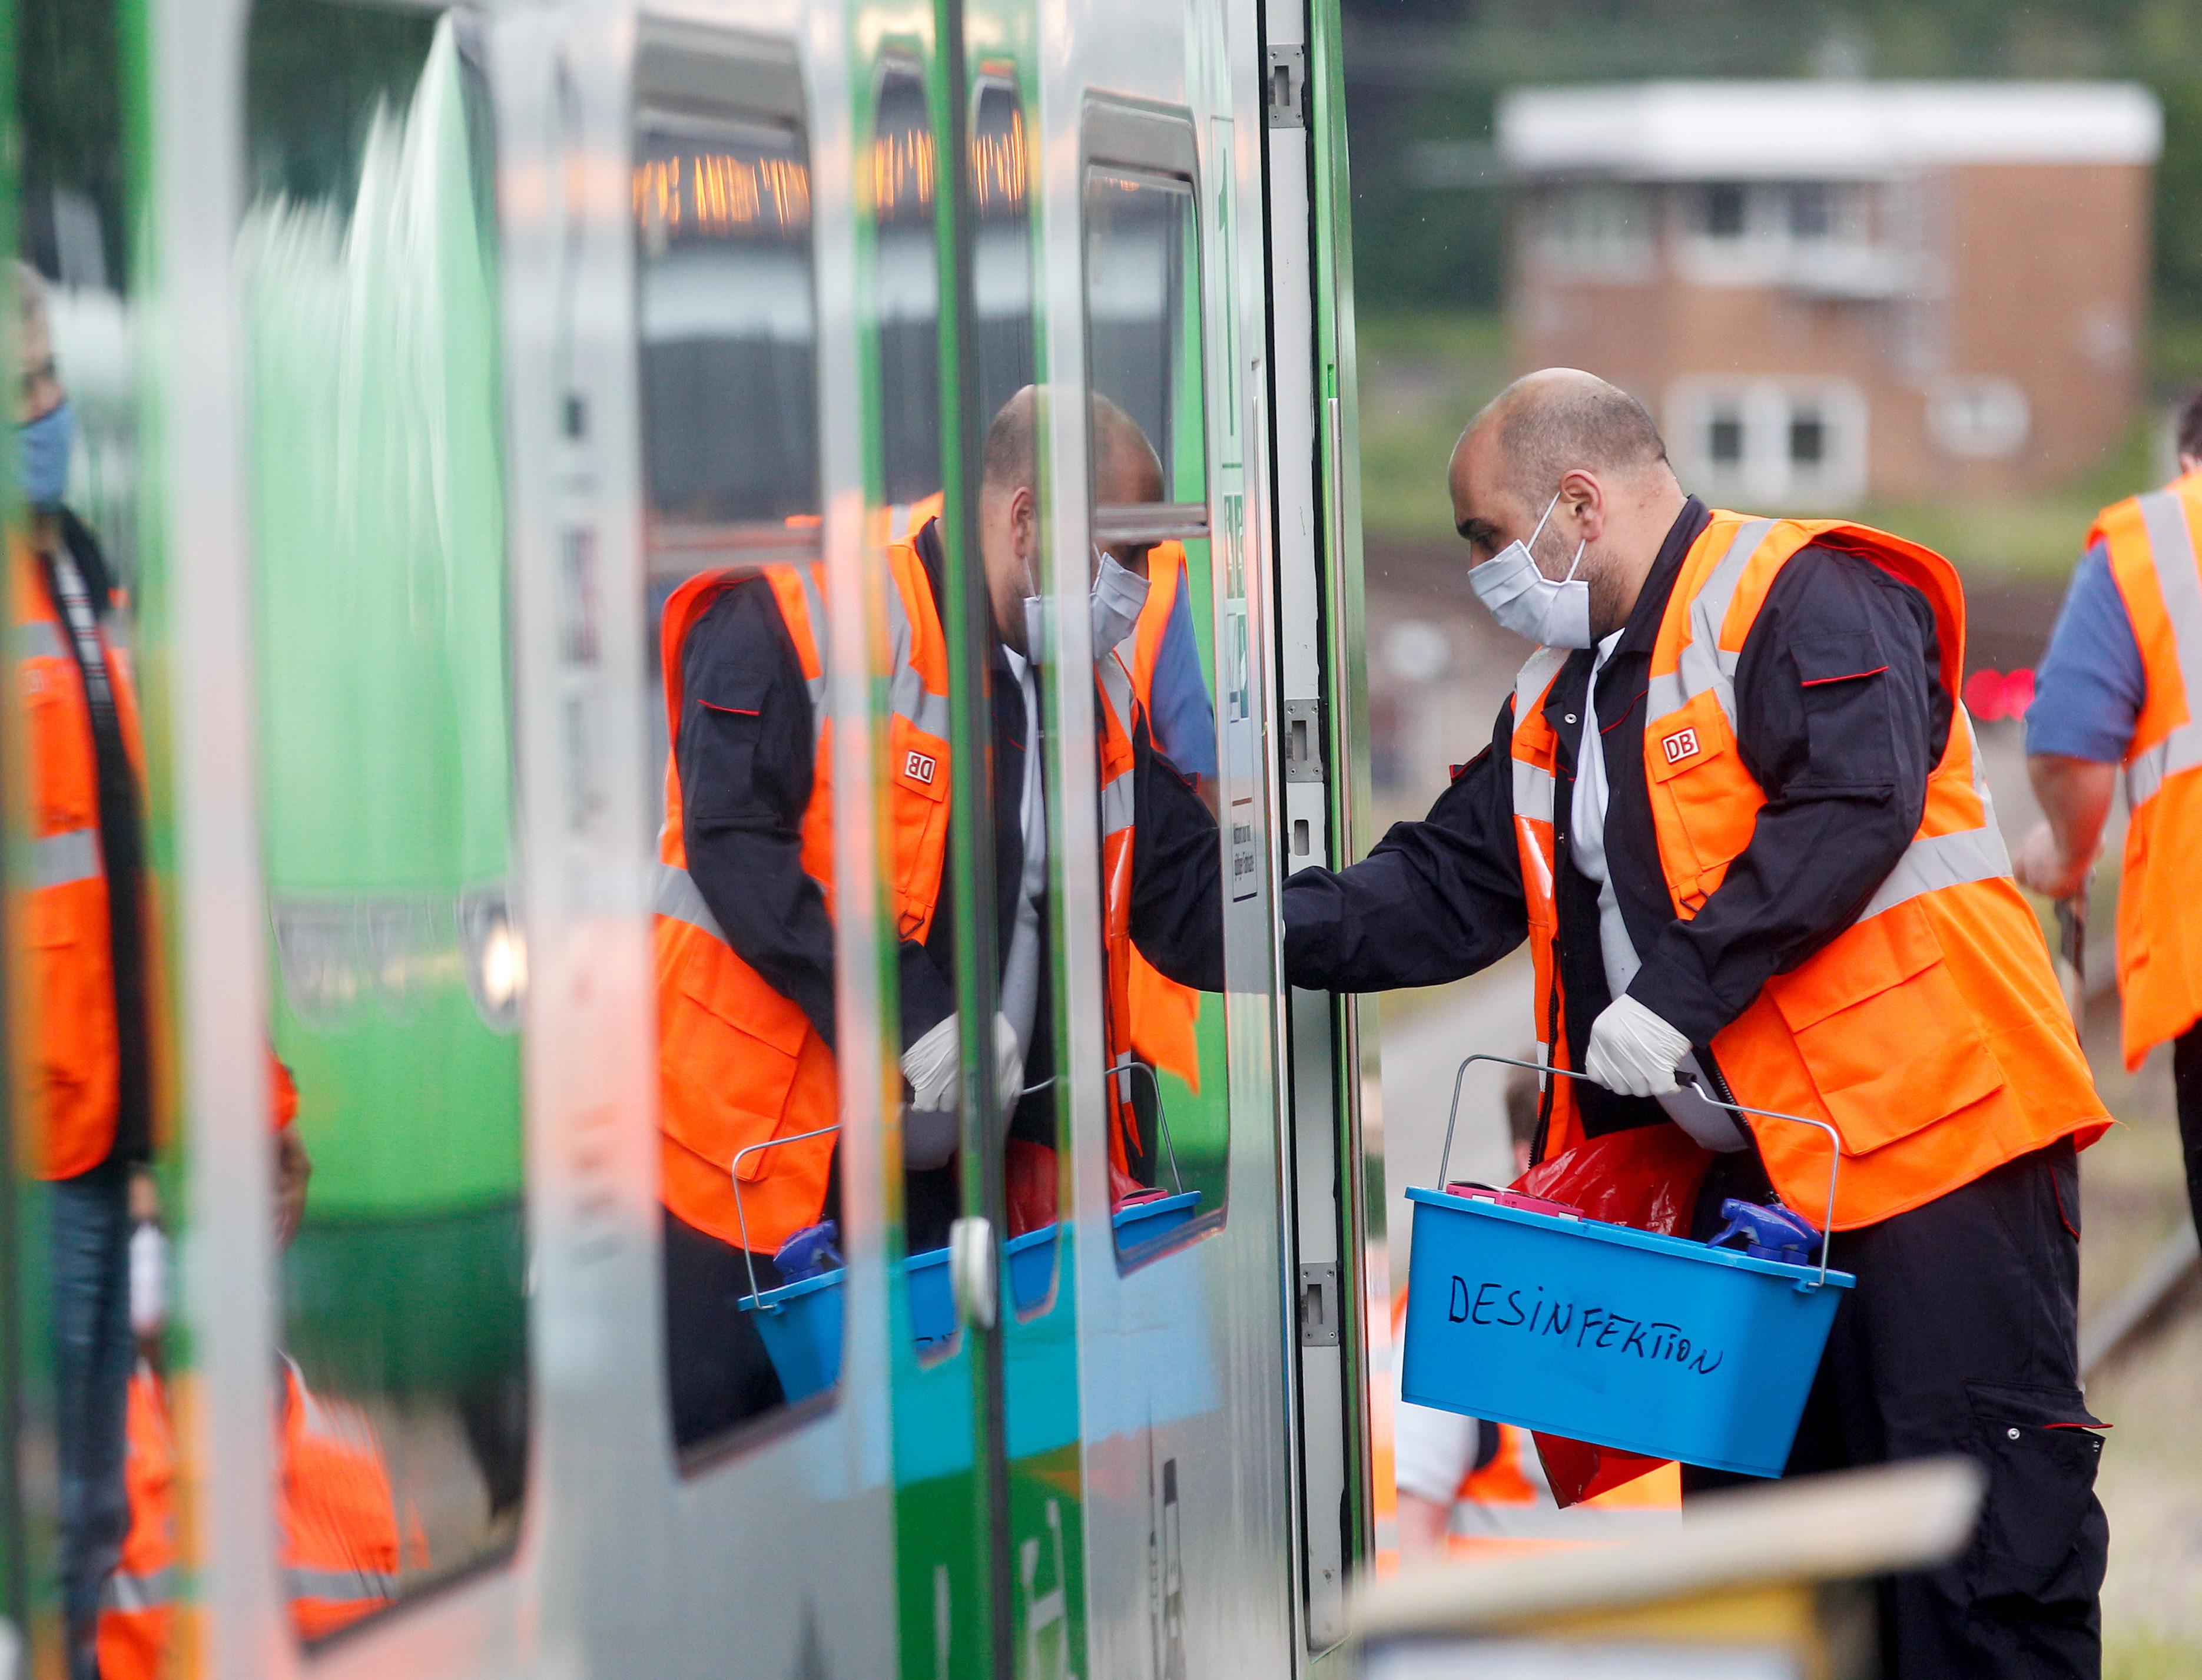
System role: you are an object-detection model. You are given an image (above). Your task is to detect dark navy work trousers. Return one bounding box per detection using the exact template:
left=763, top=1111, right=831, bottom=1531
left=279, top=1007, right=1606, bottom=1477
left=51, top=1162, right=134, bottom=1680
left=1684, top=1139, right=2105, bottom=1680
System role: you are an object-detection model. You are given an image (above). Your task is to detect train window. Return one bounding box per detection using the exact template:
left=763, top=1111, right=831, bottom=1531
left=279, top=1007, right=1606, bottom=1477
left=632, top=34, right=843, bottom=1457
left=971, top=82, right=1037, bottom=423
left=1081, top=143, right=1228, bottom=1262
left=239, top=0, right=527, bottom=1637
left=873, top=65, right=940, bottom=511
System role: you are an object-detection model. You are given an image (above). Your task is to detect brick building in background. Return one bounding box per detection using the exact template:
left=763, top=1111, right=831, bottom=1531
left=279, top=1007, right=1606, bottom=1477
left=1497, top=81, right=2161, bottom=506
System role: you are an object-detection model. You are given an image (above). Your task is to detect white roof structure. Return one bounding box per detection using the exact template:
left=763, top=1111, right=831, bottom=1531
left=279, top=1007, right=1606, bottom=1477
left=1498, top=81, right=2163, bottom=181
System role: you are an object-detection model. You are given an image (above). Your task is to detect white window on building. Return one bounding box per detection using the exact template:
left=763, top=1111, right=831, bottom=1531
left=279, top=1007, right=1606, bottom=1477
left=1677, top=180, right=1878, bottom=288
left=1928, top=379, right=2031, bottom=459
left=1667, top=378, right=1868, bottom=506
left=1531, top=183, right=1655, bottom=280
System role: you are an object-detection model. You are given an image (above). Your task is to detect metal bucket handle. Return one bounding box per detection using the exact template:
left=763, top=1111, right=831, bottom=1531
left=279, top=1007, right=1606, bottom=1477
left=734, top=1055, right=1186, bottom=1309
left=1020, top=1056, right=1185, bottom=1196
left=731, top=1122, right=841, bottom=1309
left=1438, top=1052, right=1842, bottom=1288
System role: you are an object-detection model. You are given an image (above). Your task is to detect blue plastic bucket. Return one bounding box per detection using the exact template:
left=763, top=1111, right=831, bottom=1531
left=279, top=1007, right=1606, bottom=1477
left=741, top=1191, right=1205, bottom=1402
left=1401, top=1186, right=1854, bottom=1477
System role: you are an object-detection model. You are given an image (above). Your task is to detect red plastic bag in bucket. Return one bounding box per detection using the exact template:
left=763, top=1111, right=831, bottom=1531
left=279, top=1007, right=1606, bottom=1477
left=1503, top=1124, right=1715, bottom=1507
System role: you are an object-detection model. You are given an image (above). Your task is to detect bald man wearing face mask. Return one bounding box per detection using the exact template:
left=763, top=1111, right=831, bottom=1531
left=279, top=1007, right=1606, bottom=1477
left=1282, top=370, right=2110, bottom=1679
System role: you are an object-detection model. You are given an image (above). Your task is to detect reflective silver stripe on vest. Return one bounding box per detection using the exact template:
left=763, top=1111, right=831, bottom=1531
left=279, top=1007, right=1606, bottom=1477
left=101, top=1566, right=179, bottom=1613
left=1100, top=768, right=1136, bottom=839
left=883, top=574, right=954, bottom=741
left=33, top=825, right=100, bottom=889
left=654, top=861, right=727, bottom=942
left=286, top=1566, right=397, bottom=1603
left=1513, top=645, right=1567, bottom=720
left=1098, top=644, right=1138, bottom=732
left=1511, top=757, right=1555, bottom=824
left=17, top=619, right=66, bottom=661
left=1857, top=822, right=2012, bottom=920
left=1449, top=1501, right=1680, bottom=1542
left=2125, top=489, right=2202, bottom=811
left=1510, top=647, right=1567, bottom=833
left=1644, top=518, right=1773, bottom=720
left=791, top=563, right=831, bottom=754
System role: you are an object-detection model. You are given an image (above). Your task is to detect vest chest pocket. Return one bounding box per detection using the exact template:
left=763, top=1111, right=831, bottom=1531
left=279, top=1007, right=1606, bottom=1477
left=1644, top=692, right=1755, bottom=910
left=22, top=654, right=99, bottom=833
left=658, top=936, right=811, bottom=1169
left=888, top=722, right=950, bottom=940
left=1763, top=897, right=2005, bottom=1153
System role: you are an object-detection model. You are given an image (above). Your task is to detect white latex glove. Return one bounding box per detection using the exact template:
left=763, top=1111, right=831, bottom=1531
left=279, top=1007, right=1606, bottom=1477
left=903, top=1012, right=963, bottom=1113
left=901, top=1012, right=1027, bottom=1115
left=1583, top=995, right=1690, bottom=1098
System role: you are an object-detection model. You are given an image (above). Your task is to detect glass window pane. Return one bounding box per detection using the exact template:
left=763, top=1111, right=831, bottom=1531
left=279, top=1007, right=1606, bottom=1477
left=874, top=69, right=940, bottom=508
left=637, top=55, right=843, bottom=1455
left=1082, top=163, right=1227, bottom=1263
left=635, top=112, right=818, bottom=559
left=972, top=83, right=1036, bottom=422
left=241, top=0, right=526, bottom=1635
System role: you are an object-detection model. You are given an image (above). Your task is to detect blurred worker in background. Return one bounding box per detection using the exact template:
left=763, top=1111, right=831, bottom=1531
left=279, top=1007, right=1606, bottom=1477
left=2018, top=389, right=2202, bottom=1256
left=654, top=386, right=1221, bottom=1446
left=15, top=260, right=314, bottom=1678
left=100, top=1079, right=404, bottom=1676
left=1285, top=369, right=2110, bottom=1678
left=1394, top=1065, right=1682, bottom=1559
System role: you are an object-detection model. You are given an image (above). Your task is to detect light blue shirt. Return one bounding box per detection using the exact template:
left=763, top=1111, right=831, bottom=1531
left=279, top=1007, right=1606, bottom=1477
left=2026, top=540, right=2146, bottom=765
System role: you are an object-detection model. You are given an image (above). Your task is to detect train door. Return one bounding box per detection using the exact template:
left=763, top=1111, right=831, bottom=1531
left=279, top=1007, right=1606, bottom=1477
left=561, top=5, right=903, bottom=1677
left=845, top=19, right=1008, bottom=1673
left=1027, top=3, right=1305, bottom=1676
left=1264, top=0, right=1384, bottom=1658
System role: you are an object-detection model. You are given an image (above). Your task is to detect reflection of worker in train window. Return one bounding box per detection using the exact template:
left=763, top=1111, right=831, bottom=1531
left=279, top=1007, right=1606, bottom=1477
left=651, top=387, right=1221, bottom=1446
left=100, top=1068, right=407, bottom=1678
left=12, top=261, right=311, bottom=1679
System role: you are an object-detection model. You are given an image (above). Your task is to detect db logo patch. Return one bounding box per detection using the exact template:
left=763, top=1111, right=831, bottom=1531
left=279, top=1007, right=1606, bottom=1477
left=1662, top=727, right=1702, bottom=766
left=904, top=750, right=938, bottom=786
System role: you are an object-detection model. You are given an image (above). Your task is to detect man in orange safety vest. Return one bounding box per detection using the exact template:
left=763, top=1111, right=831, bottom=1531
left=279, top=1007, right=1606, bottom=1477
left=1286, top=370, right=2108, bottom=1678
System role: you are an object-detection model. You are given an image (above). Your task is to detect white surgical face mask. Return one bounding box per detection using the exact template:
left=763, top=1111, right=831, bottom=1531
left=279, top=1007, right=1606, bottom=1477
left=130, top=1221, right=168, bottom=1341
left=1090, top=548, right=1150, bottom=656
left=1468, top=491, right=1593, bottom=649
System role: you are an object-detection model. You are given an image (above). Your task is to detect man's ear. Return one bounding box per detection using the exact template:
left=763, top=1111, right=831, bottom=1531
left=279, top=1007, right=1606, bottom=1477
left=1560, top=467, right=1606, bottom=543
left=1010, top=484, right=1038, bottom=556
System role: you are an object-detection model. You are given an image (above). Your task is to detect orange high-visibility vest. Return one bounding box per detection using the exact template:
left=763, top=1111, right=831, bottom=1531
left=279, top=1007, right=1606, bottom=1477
left=16, top=538, right=148, bottom=1179
left=98, top=1361, right=406, bottom=1666
left=97, top=1366, right=177, bottom=1680
left=279, top=1360, right=404, bottom=1641
left=1120, top=545, right=1205, bottom=1092
left=1511, top=512, right=2107, bottom=1228
left=1095, top=622, right=1148, bottom=1179
left=655, top=543, right=953, bottom=1254
left=2090, top=476, right=2202, bottom=1067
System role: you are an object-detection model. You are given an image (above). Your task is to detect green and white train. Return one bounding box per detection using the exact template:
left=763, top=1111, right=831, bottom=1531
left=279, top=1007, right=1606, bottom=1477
left=2, top=0, right=1382, bottom=1674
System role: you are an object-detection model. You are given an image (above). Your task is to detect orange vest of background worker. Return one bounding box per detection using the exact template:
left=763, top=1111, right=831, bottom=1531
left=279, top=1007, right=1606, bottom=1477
left=2083, top=479, right=2202, bottom=1068
left=97, top=1360, right=406, bottom=1673
left=16, top=534, right=151, bottom=1179
left=655, top=546, right=954, bottom=1257
left=1514, top=513, right=2107, bottom=1227
left=1117, top=545, right=1206, bottom=1095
